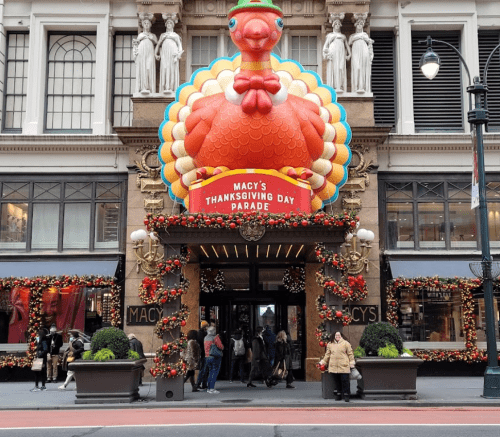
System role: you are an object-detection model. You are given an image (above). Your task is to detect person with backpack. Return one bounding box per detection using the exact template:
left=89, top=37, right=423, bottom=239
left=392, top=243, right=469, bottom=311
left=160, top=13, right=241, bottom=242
left=229, top=328, right=246, bottom=383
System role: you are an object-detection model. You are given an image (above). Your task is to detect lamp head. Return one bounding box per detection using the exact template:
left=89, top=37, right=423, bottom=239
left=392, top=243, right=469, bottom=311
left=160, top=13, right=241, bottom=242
left=357, top=228, right=369, bottom=241
left=420, top=43, right=441, bottom=80
left=131, top=229, right=148, bottom=242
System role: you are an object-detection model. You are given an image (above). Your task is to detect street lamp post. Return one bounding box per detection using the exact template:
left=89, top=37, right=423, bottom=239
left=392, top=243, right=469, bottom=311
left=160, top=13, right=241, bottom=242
left=420, top=36, right=500, bottom=398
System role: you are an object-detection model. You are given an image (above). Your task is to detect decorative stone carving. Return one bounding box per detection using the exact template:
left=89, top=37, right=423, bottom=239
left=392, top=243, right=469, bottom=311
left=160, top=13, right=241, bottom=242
left=134, top=13, right=158, bottom=95
left=322, top=13, right=351, bottom=93
left=349, top=13, right=374, bottom=94
left=135, top=144, right=167, bottom=213
left=156, top=13, right=184, bottom=94
left=239, top=222, right=266, bottom=242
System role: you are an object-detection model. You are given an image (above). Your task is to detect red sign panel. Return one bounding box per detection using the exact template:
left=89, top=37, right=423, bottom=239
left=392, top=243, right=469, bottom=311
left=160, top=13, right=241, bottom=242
left=189, top=169, right=312, bottom=214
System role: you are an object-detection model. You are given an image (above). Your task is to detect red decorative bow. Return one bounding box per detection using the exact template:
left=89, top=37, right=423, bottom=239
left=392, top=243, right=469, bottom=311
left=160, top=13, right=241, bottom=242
left=233, top=73, right=281, bottom=114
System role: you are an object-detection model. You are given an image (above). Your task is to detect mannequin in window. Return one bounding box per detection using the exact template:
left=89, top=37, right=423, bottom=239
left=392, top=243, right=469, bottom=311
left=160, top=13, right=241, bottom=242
left=322, top=13, right=350, bottom=93
left=156, top=13, right=183, bottom=94
left=348, top=13, right=374, bottom=93
left=134, top=13, right=157, bottom=94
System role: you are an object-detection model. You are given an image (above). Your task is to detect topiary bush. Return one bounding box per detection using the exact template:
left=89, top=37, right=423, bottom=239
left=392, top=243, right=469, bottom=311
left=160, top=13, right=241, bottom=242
left=93, top=348, right=115, bottom=362
left=359, top=322, right=404, bottom=356
left=91, top=327, right=130, bottom=359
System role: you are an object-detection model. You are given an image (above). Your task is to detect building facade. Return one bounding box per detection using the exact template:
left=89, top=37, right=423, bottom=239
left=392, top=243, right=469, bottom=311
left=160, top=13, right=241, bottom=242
left=0, top=0, right=499, bottom=380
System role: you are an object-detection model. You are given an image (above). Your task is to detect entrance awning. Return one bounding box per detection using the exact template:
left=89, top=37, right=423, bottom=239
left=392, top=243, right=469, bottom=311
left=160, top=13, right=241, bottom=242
left=389, top=260, right=476, bottom=279
left=0, top=260, right=119, bottom=278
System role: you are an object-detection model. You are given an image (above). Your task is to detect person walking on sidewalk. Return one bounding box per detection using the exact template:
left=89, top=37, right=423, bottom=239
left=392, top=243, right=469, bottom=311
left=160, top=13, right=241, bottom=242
left=31, top=329, right=49, bottom=392
left=247, top=326, right=273, bottom=388
left=229, top=328, right=247, bottom=383
left=319, top=331, right=355, bottom=402
left=272, top=330, right=295, bottom=389
left=46, top=324, right=63, bottom=383
left=59, top=329, right=85, bottom=390
left=182, top=330, right=201, bottom=392
left=262, top=325, right=276, bottom=366
left=204, top=326, right=224, bottom=394
left=195, top=320, right=209, bottom=390
left=128, top=333, right=145, bottom=385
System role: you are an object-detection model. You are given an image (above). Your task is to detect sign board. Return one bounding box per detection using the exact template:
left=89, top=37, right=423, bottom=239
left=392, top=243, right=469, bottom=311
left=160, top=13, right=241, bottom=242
left=189, top=169, right=312, bottom=214
left=127, top=305, right=161, bottom=325
left=349, top=305, right=379, bottom=325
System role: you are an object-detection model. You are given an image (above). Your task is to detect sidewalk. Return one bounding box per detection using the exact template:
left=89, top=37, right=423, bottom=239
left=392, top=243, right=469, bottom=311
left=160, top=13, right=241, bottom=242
left=1, top=377, right=500, bottom=410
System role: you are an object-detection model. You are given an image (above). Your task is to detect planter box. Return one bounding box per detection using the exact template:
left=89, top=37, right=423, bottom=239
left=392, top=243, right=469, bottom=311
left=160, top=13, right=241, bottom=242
left=355, top=357, right=423, bottom=400
left=69, top=358, right=147, bottom=404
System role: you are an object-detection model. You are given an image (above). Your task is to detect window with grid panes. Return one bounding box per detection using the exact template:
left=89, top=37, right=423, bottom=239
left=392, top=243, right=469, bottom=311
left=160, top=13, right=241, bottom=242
left=112, top=33, right=136, bottom=127
left=191, top=36, right=218, bottom=72
left=0, top=176, right=126, bottom=252
left=2, top=33, right=29, bottom=132
left=412, top=32, right=463, bottom=132
left=381, top=177, right=479, bottom=251
left=291, top=36, right=318, bottom=72
left=45, top=33, right=96, bottom=132
left=479, top=31, right=500, bottom=131
left=371, top=31, right=397, bottom=128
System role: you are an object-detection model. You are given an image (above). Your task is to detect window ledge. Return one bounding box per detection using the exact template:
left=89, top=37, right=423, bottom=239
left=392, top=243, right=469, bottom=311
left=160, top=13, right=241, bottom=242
left=387, top=132, right=500, bottom=145
left=383, top=249, right=498, bottom=256
left=404, top=341, right=500, bottom=350
left=0, top=134, right=125, bottom=151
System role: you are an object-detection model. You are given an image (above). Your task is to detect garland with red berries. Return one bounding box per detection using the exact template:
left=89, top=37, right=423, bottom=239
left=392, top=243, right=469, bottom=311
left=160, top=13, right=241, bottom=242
left=386, top=276, right=493, bottom=363
left=316, top=295, right=352, bottom=325
left=139, top=277, right=189, bottom=306
left=153, top=304, right=190, bottom=338
left=0, top=275, right=120, bottom=369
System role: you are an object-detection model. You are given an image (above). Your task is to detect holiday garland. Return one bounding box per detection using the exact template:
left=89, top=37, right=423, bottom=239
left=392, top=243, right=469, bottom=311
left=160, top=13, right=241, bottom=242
left=386, top=276, right=493, bottom=363
left=200, top=268, right=225, bottom=293
left=153, top=304, right=190, bottom=338
left=139, top=277, right=189, bottom=306
left=283, top=267, right=306, bottom=293
left=316, top=295, right=352, bottom=325
left=0, top=275, right=120, bottom=369
left=143, top=211, right=359, bottom=232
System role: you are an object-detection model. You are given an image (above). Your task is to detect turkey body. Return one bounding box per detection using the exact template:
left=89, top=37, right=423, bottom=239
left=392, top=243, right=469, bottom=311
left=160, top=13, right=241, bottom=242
left=185, top=93, right=327, bottom=170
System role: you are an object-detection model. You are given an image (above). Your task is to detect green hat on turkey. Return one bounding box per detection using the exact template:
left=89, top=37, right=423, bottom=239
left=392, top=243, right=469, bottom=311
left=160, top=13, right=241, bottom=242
left=228, top=0, right=283, bottom=18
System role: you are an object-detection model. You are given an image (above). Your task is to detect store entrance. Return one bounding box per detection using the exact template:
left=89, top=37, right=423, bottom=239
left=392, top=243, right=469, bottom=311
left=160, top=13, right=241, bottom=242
left=199, top=264, right=305, bottom=380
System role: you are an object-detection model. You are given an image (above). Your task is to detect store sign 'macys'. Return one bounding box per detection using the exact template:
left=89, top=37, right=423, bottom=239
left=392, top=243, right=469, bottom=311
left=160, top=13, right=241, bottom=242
left=189, top=169, right=312, bottom=214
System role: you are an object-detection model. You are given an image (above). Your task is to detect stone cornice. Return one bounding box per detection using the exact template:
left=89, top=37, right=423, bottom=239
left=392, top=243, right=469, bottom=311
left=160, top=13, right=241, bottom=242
left=351, top=125, right=392, bottom=146
left=0, top=135, right=127, bottom=153
left=114, top=127, right=160, bottom=148
left=380, top=133, right=500, bottom=152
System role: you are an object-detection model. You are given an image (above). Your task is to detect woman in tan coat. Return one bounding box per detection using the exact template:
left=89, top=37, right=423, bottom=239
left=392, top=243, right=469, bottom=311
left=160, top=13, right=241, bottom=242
left=319, top=331, right=355, bottom=402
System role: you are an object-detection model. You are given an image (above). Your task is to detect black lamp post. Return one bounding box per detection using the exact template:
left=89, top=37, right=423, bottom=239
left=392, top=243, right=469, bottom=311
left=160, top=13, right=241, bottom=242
left=420, top=36, right=500, bottom=398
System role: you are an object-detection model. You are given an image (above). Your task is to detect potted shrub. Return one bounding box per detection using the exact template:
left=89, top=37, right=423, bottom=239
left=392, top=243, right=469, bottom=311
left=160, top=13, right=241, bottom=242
left=69, top=327, right=147, bottom=404
left=354, top=322, right=423, bottom=400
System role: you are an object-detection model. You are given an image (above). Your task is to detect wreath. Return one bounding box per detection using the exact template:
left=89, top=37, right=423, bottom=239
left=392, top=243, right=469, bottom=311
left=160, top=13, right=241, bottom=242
left=283, top=267, right=306, bottom=293
left=200, top=268, right=225, bottom=293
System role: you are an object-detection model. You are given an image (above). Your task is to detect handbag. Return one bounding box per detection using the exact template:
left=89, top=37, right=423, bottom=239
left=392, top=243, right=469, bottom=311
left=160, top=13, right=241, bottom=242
left=209, top=343, right=223, bottom=358
left=272, top=360, right=288, bottom=380
left=31, top=358, right=44, bottom=371
left=350, top=367, right=362, bottom=380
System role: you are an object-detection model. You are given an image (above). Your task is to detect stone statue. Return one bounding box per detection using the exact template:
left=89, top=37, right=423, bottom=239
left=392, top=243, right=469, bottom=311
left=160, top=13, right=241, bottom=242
left=133, top=13, right=158, bottom=95
left=156, top=13, right=184, bottom=94
left=348, top=13, right=374, bottom=93
left=322, top=13, right=351, bottom=93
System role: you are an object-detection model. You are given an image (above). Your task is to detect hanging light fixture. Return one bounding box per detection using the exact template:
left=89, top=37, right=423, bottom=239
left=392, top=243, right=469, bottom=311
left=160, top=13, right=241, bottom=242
left=419, top=36, right=441, bottom=80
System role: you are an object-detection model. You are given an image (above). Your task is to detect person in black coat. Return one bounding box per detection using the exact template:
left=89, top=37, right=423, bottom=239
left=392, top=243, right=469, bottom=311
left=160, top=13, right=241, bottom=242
left=59, top=329, right=85, bottom=390
left=46, top=324, right=63, bottom=382
left=247, top=326, right=273, bottom=388
left=31, top=328, right=49, bottom=392
left=128, top=333, right=145, bottom=385
left=272, top=330, right=295, bottom=388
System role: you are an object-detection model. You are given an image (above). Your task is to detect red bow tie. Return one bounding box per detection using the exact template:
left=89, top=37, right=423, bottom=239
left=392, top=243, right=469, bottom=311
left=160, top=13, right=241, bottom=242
left=233, top=73, right=282, bottom=114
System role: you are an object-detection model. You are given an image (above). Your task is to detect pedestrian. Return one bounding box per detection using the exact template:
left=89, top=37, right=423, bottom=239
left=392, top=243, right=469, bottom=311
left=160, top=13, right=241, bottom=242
left=128, top=333, right=145, bottom=385
left=247, top=326, right=273, bottom=388
left=46, top=323, right=63, bottom=383
left=181, top=330, right=201, bottom=392
left=203, top=325, right=224, bottom=394
left=272, top=330, right=295, bottom=389
left=318, top=331, right=355, bottom=402
left=31, top=328, right=49, bottom=392
left=229, top=328, right=246, bottom=383
left=195, top=320, right=209, bottom=390
left=262, top=325, right=276, bottom=366
left=59, top=329, right=85, bottom=390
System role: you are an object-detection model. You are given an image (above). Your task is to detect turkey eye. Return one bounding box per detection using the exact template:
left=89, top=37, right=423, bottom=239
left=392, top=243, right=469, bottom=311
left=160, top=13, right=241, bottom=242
left=275, top=18, right=284, bottom=31
left=228, top=18, right=237, bottom=32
